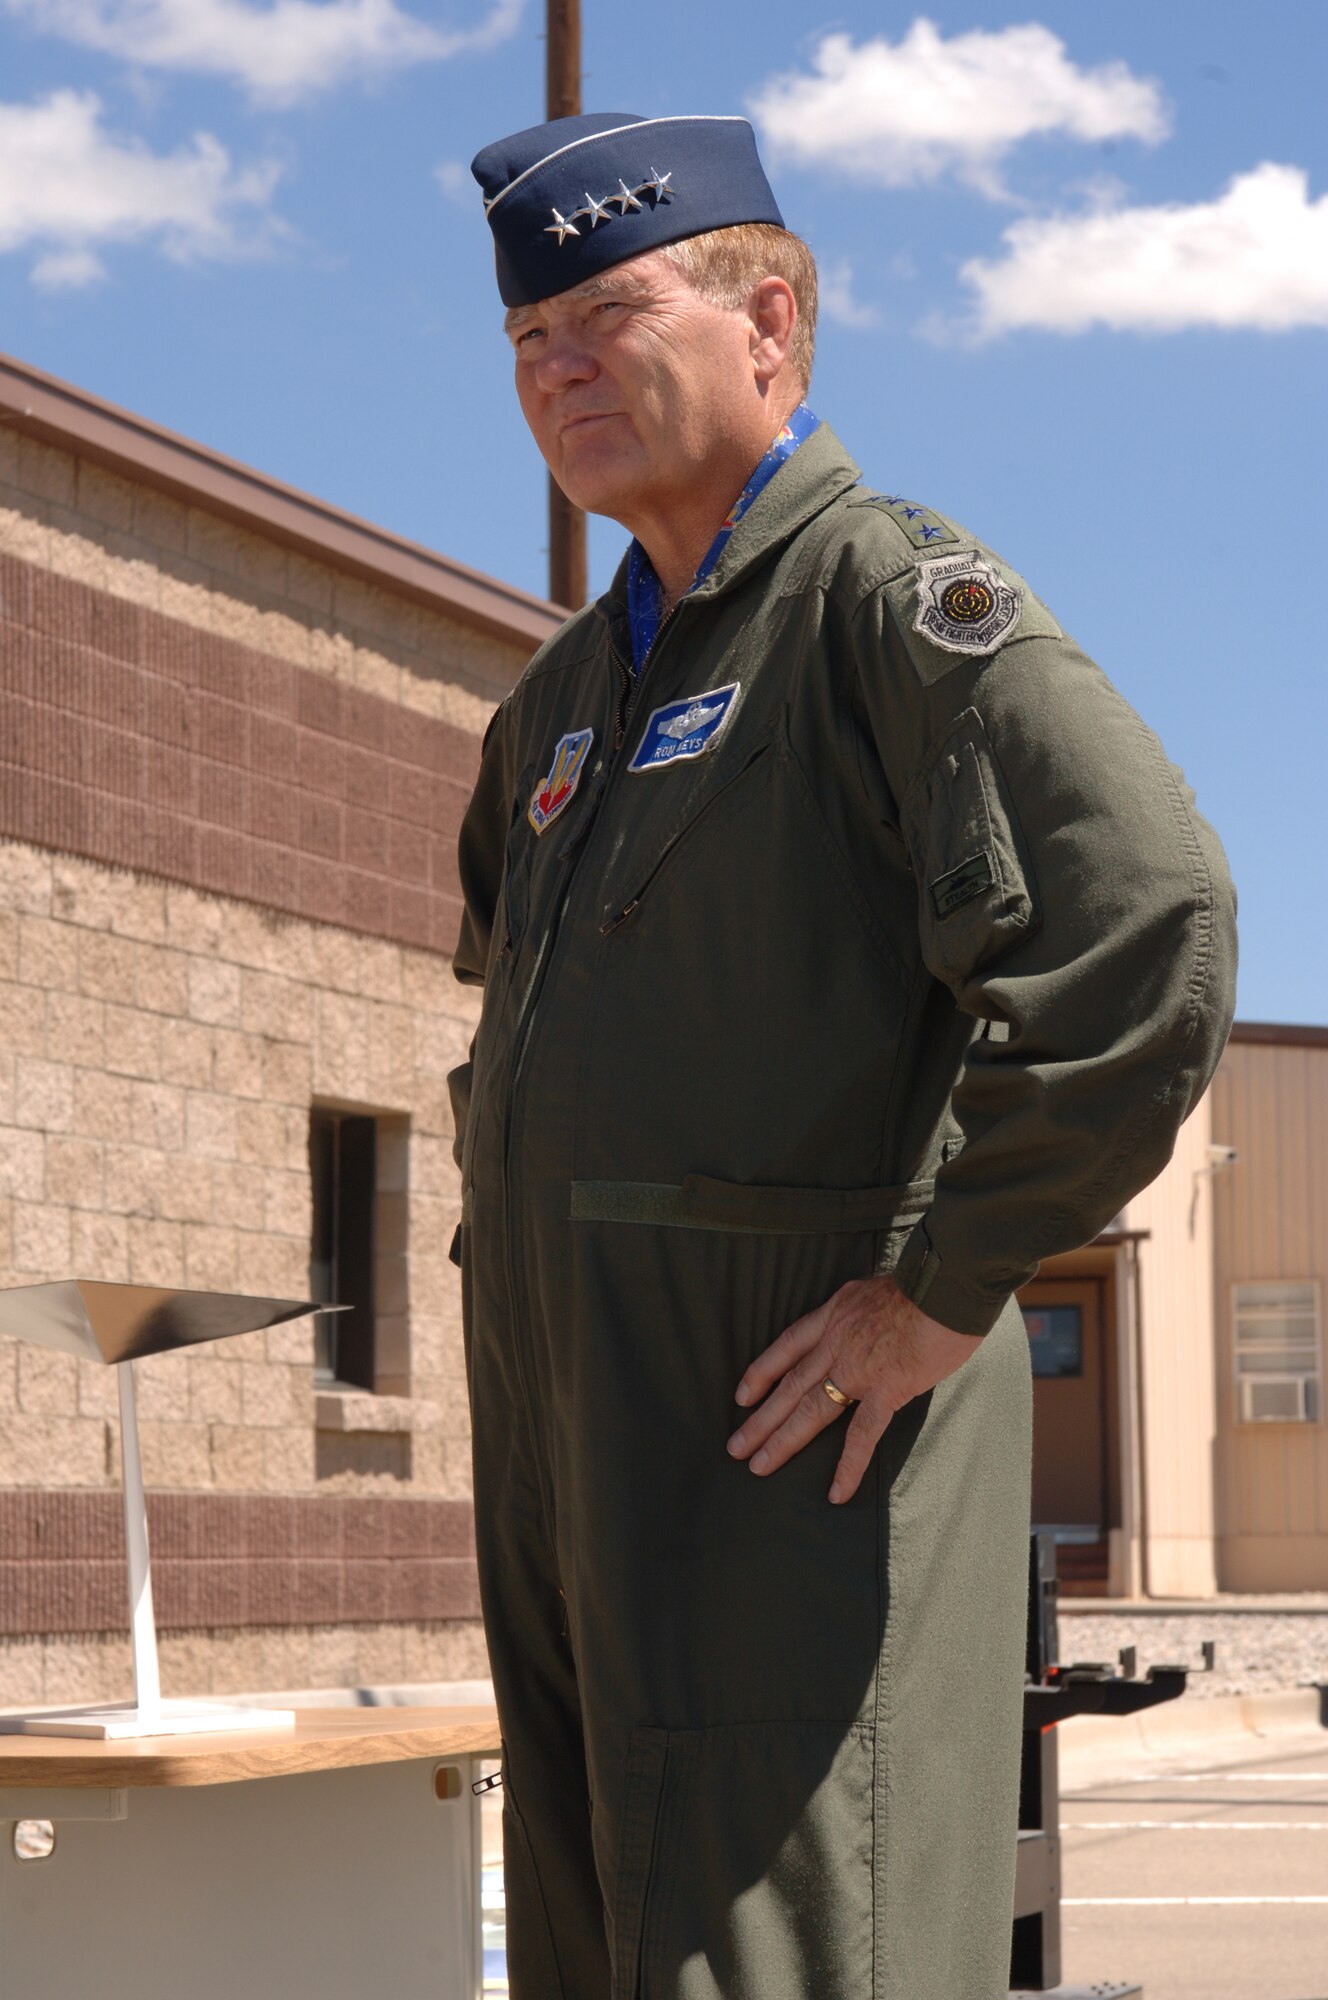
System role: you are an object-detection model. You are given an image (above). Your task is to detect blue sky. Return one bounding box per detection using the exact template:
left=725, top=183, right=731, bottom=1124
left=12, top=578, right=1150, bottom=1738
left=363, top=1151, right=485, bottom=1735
left=0, top=0, right=1324, bottom=1022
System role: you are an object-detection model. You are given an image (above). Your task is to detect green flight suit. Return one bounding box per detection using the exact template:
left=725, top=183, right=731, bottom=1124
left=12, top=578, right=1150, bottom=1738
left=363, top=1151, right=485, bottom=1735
left=448, top=424, right=1237, bottom=1999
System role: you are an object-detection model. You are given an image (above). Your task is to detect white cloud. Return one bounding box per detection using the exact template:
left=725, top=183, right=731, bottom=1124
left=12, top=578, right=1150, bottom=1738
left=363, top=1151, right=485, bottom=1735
left=956, top=163, right=1328, bottom=338
left=0, top=89, right=282, bottom=285
left=434, top=159, right=472, bottom=209
left=749, top=18, right=1168, bottom=199
left=31, top=245, right=107, bottom=287
left=818, top=258, right=878, bottom=330
left=1, top=0, right=524, bottom=106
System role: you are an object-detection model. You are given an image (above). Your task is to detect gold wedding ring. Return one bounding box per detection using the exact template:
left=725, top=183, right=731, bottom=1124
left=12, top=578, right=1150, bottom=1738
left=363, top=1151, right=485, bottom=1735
left=822, top=1376, right=852, bottom=1407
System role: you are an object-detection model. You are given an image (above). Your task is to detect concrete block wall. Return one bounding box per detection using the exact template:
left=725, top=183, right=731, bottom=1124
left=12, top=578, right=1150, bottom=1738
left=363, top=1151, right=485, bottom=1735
left=0, top=428, right=513, bottom=731
left=0, top=1614, right=493, bottom=1711
left=0, top=392, right=542, bottom=1704
left=0, top=840, right=481, bottom=1500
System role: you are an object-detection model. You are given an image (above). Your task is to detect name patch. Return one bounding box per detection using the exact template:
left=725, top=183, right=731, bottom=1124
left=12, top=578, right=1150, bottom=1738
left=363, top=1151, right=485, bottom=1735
left=628, top=682, right=740, bottom=773
left=913, top=553, right=1020, bottom=657
left=932, top=851, right=994, bottom=918
left=528, top=727, right=594, bottom=834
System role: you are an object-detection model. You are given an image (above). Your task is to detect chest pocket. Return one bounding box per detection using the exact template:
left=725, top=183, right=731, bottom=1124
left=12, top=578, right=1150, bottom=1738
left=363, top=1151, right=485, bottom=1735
left=902, top=707, right=1038, bottom=990
left=597, top=721, right=778, bottom=933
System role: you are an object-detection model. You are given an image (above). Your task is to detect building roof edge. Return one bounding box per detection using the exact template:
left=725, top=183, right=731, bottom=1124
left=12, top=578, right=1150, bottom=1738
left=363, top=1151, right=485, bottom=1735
left=0, top=348, right=566, bottom=659
left=1229, top=1020, right=1328, bottom=1050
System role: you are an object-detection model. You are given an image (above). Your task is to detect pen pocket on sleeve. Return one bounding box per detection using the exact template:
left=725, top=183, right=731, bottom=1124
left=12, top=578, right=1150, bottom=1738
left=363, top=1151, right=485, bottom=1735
left=903, top=707, right=1037, bottom=989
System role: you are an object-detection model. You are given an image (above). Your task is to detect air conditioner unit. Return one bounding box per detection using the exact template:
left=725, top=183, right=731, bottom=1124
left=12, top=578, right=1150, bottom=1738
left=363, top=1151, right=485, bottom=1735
left=1239, top=1375, right=1312, bottom=1423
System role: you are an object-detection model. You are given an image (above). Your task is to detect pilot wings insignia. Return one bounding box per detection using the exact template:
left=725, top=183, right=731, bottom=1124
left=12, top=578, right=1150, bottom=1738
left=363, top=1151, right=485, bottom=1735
left=660, top=701, right=723, bottom=740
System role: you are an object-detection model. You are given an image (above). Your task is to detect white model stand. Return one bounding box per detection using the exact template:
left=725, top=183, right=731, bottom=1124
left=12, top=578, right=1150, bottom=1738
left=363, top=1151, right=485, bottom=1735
left=7, top=1362, right=294, bottom=1740
left=0, top=1280, right=322, bottom=1743
left=6, top=1362, right=293, bottom=1740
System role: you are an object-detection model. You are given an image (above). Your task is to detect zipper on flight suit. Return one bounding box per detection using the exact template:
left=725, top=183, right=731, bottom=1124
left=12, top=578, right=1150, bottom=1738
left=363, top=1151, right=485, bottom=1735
left=613, top=602, right=677, bottom=749
left=497, top=609, right=689, bottom=1562
left=503, top=617, right=676, bottom=1092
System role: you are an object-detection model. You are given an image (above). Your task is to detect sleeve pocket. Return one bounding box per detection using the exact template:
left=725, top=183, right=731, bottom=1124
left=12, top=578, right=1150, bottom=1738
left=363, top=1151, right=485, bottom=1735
left=902, top=707, right=1037, bottom=990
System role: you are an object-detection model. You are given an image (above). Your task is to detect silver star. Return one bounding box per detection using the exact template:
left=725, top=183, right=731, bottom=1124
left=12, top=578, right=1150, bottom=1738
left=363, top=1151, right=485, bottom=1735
left=643, top=169, right=674, bottom=203
left=544, top=207, right=581, bottom=244
left=582, top=191, right=614, bottom=228
left=612, top=178, right=643, bottom=213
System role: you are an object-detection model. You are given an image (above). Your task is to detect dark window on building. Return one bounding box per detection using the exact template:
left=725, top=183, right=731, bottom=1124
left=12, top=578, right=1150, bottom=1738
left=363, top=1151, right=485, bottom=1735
left=1022, top=1303, right=1085, bottom=1379
left=309, top=1108, right=377, bottom=1390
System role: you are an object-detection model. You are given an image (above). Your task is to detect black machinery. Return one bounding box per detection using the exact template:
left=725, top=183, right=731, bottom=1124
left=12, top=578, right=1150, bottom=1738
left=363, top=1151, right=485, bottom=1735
left=1010, top=1532, right=1215, bottom=1998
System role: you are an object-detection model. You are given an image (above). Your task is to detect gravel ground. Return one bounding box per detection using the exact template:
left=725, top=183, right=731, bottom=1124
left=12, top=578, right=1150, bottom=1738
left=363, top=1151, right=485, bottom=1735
left=1056, top=1606, right=1328, bottom=1697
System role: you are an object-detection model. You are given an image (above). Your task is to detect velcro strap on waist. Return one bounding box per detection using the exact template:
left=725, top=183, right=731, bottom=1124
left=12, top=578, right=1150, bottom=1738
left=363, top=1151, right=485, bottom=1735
left=570, top=1177, right=933, bottom=1234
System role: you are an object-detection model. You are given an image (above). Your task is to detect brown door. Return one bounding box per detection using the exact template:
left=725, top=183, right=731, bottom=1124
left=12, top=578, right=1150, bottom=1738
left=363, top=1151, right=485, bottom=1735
left=1020, top=1278, right=1106, bottom=1531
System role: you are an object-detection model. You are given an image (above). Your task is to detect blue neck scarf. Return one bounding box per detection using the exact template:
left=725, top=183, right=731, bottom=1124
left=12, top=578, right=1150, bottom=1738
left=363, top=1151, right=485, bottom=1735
left=625, top=402, right=820, bottom=673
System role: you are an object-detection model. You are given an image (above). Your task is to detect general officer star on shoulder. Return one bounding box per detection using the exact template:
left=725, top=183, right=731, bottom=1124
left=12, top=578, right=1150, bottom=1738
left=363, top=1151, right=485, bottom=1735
left=448, top=110, right=1237, bottom=2000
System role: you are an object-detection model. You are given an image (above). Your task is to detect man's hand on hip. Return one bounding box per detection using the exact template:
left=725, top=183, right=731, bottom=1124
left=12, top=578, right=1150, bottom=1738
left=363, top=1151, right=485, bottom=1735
left=726, top=1276, right=983, bottom=1504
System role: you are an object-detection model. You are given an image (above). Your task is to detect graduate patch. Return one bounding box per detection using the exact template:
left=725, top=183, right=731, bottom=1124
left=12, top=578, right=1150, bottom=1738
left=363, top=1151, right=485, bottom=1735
left=913, top=554, right=1020, bottom=657
left=628, top=682, right=740, bottom=773
left=528, top=727, right=594, bottom=834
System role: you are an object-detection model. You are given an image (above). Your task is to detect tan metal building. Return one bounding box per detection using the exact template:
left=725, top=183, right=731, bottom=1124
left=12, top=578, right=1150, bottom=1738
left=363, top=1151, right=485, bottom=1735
left=1025, top=1022, right=1328, bottom=1599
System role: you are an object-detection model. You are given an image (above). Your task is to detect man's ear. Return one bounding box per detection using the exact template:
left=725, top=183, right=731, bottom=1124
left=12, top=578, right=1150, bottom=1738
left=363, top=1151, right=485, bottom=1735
left=749, top=276, right=797, bottom=384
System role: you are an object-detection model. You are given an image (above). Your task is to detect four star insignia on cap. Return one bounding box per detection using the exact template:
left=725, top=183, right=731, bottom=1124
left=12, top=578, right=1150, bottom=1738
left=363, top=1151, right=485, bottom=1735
left=474, top=115, right=783, bottom=306
left=544, top=170, right=676, bottom=244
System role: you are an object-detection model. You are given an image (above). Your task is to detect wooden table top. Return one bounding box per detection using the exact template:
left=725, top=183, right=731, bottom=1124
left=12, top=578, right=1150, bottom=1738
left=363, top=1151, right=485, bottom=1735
left=0, top=1705, right=502, bottom=1790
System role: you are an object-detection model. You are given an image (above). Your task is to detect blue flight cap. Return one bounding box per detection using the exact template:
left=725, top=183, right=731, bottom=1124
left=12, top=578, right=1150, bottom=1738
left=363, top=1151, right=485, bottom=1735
left=471, top=112, right=785, bottom=307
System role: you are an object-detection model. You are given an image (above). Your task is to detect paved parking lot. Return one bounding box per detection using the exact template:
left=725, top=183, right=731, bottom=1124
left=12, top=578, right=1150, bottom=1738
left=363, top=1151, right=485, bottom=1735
left=1061, top=1730, right=1328, bottom=2000
left=475, top=1728, right=1328, bottom=1999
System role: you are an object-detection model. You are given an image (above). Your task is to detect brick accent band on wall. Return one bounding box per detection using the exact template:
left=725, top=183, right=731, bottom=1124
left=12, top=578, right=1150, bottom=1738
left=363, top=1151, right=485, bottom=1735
left=0, top=1492, right=480, bottom=1635
left=0, top=553, right=484, bottom=956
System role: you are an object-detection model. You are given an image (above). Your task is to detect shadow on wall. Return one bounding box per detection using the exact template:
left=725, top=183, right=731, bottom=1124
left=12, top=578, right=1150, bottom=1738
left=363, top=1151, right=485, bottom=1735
left=315, top=1431, right=412, bottom=1483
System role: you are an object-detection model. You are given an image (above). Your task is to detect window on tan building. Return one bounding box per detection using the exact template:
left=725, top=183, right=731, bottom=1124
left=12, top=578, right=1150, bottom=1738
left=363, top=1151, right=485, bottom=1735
left=309, top=1105, right=410, bottom=1400
left=310, top=1108, right=379, bottom=1391
left=1233, top=1281, right=1322, bottom=1423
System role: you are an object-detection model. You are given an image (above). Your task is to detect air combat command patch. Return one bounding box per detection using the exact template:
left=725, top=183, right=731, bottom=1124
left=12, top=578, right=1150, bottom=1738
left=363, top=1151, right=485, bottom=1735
left=912, top=553, right=1021, bottom=657
left=528, top=726, right=594, bottom=834
left=628, top=682, right=740, bottom=773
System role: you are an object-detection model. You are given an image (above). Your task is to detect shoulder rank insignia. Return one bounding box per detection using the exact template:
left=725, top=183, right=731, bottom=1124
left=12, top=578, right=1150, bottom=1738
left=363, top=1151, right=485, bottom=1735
left=528, top=726, right=594, bottom=833
left=629, top=682, right=740, bottom=773
left=862, top=492, right=957, bottom=548
left=912, top=553, right=1020, bottom=657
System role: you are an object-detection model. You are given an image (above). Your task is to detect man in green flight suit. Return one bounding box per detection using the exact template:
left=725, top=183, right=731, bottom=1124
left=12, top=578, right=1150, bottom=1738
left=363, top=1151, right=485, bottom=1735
left=450, top=112, right=1237, bottom=2000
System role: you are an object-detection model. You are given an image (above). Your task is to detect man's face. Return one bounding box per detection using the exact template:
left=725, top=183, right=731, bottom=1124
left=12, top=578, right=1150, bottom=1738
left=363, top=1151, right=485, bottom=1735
left=504, top=249, right=760, bottom=527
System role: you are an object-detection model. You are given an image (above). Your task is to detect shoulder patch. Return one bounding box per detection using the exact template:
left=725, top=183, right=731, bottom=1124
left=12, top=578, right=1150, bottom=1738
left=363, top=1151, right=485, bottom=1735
left=882, top=545, right=1063, bottom=687
left=850, top=489, right=958, bottom=550
left=912, top=553, right=1020, bottom=657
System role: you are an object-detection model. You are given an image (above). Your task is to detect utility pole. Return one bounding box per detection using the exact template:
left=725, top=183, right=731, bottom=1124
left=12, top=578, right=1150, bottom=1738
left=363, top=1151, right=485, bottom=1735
left=546, top=0, right=587, bottom=611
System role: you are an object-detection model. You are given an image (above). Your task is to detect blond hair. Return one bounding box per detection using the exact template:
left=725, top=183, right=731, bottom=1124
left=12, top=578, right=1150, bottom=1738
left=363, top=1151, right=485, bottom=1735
left=662, top=223, right=818, bottom=389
